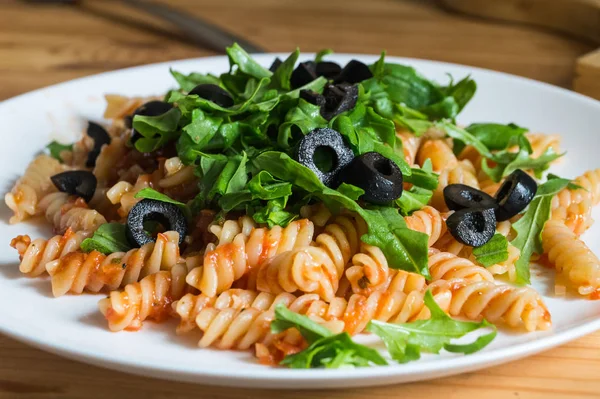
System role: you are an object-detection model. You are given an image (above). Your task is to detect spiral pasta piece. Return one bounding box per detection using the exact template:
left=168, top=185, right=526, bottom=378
left=417, top=139, right=457, bottom=173
left=542, top=220, right=600, bottom=297
left=45, top=231, right=182, bottom=297
left=551, top=169, right=600, bottom=235
left=431, top=160, right=479, bottom=210
left=314, top=215, right=367, bottom=277
left=106, top=174, right=157, bottom=219
left=404, top=206, right=446, bottom=246
left=256, top=246, right=339, bottom=301
left=185, top=219, right=314, bottom=297
left=345, top=243, right=427, bottom=296
left=345, top=244, right=390, bottom=295
left=10, top=228, right=92, bottom=277
left=158, top=157, right=198, bottom=200
left=397, top=129, right=423, bottom=166
left=193, top=285, right=453, bottom=350
left=208, top=216, right=257, bottom=247
left=38, top=192, right=107, bottom=234
left=5, top=155, right=66, bottom=223
left=254, top=215, right=366, bottom=301
left=173, top=289, right=260, bottom=334
left=98, top=263, right=195, bottom=331
left=433, top=279, right=551, bottom=331
left=299, top=202, right=333, bottom=227
left=428, top=251, right=494, bottom=282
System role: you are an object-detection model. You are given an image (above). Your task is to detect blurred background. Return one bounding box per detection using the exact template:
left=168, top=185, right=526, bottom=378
left=1, top=0, right=598, bottom=101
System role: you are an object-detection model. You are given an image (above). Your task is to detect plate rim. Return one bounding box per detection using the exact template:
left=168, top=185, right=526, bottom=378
left=1, top=53, right=600, bottom=388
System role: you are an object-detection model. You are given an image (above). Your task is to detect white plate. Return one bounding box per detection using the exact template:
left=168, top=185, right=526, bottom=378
left=1, top=54, right=600, bottom=389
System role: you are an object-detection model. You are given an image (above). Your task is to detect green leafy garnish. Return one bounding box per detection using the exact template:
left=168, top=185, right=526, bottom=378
left=315, top=49, right=333, bottom=63
left=80, top=223, right=131, bottom=254
left=272, top=304, right=387, bottom=368
left=481, top=135, right=562, bottom=182
left=132, top=107, right=182, bottom=153
left=472, top=233, right=509, bottom=267
left=510, top=177, right=571, bottom=284
left=134, top=188, right=192, bottom=220
left=46, top=141, right=73, bottom=161
left=366, top=291, right=496, bottom=363
left=170, top=68, right=221, bottom=92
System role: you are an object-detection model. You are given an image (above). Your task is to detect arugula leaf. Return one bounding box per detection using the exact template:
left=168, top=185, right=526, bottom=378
left=193, top=153, right=249, bottom=208
left=226, top=43, right=272, bottom=79
left=362, top=63, right=444, bottom=109
left=332, top=104, right=411, bottom=176
left=272, top=304, right=387, bottom=369
left=547, top=173, right=586, bottom=191
left=132, top=107, right=182, bottom=153
left=278, top=99, right=328, bottom=148
left=366, top=291, right=496, bottom=363
left=396, top=186, right=433, bottom=216
left=481, top=135, right=562, bottom=182
left=80, top=223, right=131, bottom=254
left=46, top=141, right=73, bottom=161
left=472, top=233, right=509, bottom=267
left=170, top=68, right=221, bottom=92
left=272, top=303, right=333, bottom=343
left=315, top=49, right=333, bottom=63
left=270, top=48, right=299, bottom=91
left=511, top=177, right=571, bottom=283
left=180, top=108, right=224, bottom=150
left=250, top=197, right=298, bottom=227
left=442, top=76, right=476, bottom=113
left=134, top=188, right=192, bottom=220
left=420, top=96, right=459, bottom=120
left=403, top=161, right=438, bottom=190
left=281, top=332, right=387, bottom=369
left=336, top=183, right=365, bottom=200
left=168, top=79, right=272, bottom=116
left=253, top=151, right=430, bottom=276
left=464, top=123, right=527, bottom=151
left=436, top=121, right=493, bottom=159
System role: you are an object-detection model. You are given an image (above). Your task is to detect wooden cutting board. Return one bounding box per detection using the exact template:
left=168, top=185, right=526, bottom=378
left=440, top=0, right=600, bottom=100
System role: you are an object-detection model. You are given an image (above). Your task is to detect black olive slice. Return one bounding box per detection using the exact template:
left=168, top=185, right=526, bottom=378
left=494, top=169, right=537, bottom=221
left=189, top=84, right=234, bottom=108
left=85, top=122, right=111, bottom=167
left=446, top=208, right=496, bottom=247
left=269, top=57, right=283, bottom=72
left=129, top=101, right=173, bottom=147
left=296, top=128, right=354, bottom=187
left=340, top=152, right=403, bottom=204
left=50, top=171, right=97, bottom=203
left=290, top=61, right=317, bottom=89
left=126, top=199, right=187, bottom=247
left=316, top=61, right=342, bottom=80
left=320, top=83, right=359, bottom=121
left=443, top=184, right=497, bottom=212
left=335, top=60, right=373, bottom=84
left=299, top=90, right=326, bottom=107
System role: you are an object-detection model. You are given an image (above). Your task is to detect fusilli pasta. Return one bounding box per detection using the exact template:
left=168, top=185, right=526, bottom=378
left=5, top=155, right=66, bottom=223
left=542, top=220, right=600, bottom=297
left=45, top=231, right=182, bottom=297
left=185, top=220, right=315, bottom=297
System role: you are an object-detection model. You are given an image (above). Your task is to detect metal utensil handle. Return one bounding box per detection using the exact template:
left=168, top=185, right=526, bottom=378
left=122, top=0, right=265, bottom=53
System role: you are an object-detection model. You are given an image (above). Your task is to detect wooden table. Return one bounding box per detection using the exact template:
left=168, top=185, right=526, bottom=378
left=1, top=0, right=599, bottom=398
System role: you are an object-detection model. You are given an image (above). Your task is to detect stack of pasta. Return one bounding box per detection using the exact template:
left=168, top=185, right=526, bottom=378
left=6, top=62, right=600, bottom=365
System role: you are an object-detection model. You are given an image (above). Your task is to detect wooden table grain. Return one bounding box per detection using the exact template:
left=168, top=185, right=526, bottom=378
left=1, top=0, right=599, bottom=398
